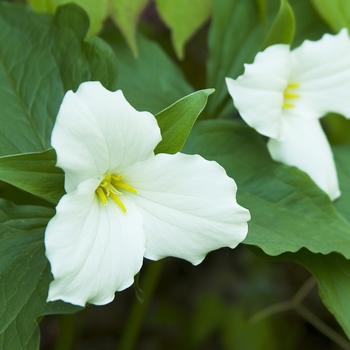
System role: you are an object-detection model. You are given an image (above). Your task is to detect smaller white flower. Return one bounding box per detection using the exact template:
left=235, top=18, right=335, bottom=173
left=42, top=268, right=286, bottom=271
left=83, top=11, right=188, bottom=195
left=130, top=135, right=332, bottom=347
left=226, top=29, right=350, bottom=200
left=45, top=81, right=250, bottom=306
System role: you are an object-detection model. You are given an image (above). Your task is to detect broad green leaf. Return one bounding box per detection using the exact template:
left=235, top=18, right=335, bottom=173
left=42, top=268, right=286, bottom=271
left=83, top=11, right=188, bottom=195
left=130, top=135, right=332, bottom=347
left=206, top=0, right=265, bottom=118
left=333, top=143, right=350, bottom=221
left=28, top=0, right=109, bottom=37
left=0, top=200, right=81, bottom=349
left=0, top=149, right=64, bottom=205
left=155, top=89, right=214, bottom=154
left=310, top=0, right=350, bottom=33
left=0, top=2, right=117, bottom=157
left=261, top=0, right=295, bottom=49
left=109, top=0, right=149, bottom=56
left=154, top=0, right=212, bottom=59
left=183, top=120, right=350, bottom=257
left=101, top=27, right=193, bottom=114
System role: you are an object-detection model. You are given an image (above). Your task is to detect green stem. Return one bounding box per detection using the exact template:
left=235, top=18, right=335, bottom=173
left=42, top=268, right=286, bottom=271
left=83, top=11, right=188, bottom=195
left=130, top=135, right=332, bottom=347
left=296, top=305, right=350, bottom=350
left=117, top=260, right=163, bottom=350
left=54, top=313, right=77, bottom=350
left=249, top=301, right=292, bottom=324
left=292, top=277, right=316, bottom=306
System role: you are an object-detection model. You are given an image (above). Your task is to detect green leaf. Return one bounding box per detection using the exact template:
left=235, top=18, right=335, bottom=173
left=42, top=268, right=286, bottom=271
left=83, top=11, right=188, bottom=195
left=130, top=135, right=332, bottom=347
left=101, top=27, right=193, bottom=114
left=28, top=0, right=109, bottom=37
left=0, top=149, right=64, bottom=205
left=206, top=0, right=265, bottom=118
left=333, top=143, right=350, bottom=221
left=154, top=0, right=212, bottom=59
left=109, top=0, right=149, bottom=57
left=261, top=0, right=295, bottom=49
left=0, top=2, right=117, bottom=157
left=155, top=89, right=214, bottom=154
left=183, top=120, right=350, bottom=257
left=310, top=0, right=350, bottom=33
left=0, top=199, right=81, bottom=349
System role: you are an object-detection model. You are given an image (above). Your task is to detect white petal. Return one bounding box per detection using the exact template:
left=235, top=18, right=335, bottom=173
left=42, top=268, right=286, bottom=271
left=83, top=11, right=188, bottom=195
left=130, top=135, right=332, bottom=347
left=290, top=29, right=350, bottom=119
left=226, top=44, right=292, bottom=140
left=45, top=178, right=145, bottom=306
left=267, top=117, right=340, bottom=200
left=122, top=153, right=250, bottom=265
left=52, top=82, right=161, bottom=192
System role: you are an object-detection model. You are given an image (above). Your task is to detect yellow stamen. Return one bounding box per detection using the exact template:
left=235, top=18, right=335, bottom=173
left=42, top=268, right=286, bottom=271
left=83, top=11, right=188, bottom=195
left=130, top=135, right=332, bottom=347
left=96, top=187, right=107, bottom=204
left=283, top=92, right=300, bottom=99
left=111, top=175, right=138, bottom=194
left=95, top=173, right=137, bottom=212
left=109, top=192, right=126, bottom=213
left=282, top=82, right=300, bottom=109
left=287, top=83, right=299, bottom=89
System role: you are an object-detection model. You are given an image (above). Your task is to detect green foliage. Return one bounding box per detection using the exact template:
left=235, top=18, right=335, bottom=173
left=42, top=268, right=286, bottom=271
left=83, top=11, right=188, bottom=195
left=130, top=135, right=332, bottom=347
left=28, top=0, right=109, bottom=37
left=0, top=199, right=81, bottom=350
left=0, top=149, right=64, bottom=205
left=0, top=2, right=117, bottom=157
left=154, top=0, right=212, bottom=59
left=154, top=89, right=214, bottom=154
left=262, top=0, right=295, bottom=49
left=101, top=28, right=193, bottom=114
left=310, top=0, right=350, bottom=33
left=206, top=0, right=265, bottom=118
left=109, top=0, right=149, bottom=56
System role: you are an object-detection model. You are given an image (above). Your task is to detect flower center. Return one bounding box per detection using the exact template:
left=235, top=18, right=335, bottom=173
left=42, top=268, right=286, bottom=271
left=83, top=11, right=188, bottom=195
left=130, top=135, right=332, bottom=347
left=283, top=83, right=300, bottom=108
left=95, top=174, right=137, bottom=213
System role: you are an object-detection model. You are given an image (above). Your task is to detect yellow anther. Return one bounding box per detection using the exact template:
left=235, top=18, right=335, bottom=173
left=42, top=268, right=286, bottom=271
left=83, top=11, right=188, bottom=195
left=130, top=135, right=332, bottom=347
left=111, top=175, right=138, bottom=194
left=283, top=92, right=300, bottom=99
left=287, top=83, right=299, bottom=89
left=95, top=173, right=137, bottom=212
left=283, top=82, right=299, bottom=109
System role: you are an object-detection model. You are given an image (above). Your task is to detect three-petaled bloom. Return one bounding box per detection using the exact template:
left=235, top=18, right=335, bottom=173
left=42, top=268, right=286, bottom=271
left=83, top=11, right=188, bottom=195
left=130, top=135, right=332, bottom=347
left=226, top=29, right=350, bottom=200
left=45, top=81, right=250, bottom=306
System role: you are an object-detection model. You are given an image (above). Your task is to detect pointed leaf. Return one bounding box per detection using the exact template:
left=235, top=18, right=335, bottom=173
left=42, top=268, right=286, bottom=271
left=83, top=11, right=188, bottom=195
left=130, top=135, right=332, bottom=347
left=261, top=0, right=295, bottom=49
left=109, top=0, right=149, bottom=56
left=155, top=89, right=214, bottom=154
left=154, top=0, right=212, bottom=59
left=0, top=200, right=81, bottom=349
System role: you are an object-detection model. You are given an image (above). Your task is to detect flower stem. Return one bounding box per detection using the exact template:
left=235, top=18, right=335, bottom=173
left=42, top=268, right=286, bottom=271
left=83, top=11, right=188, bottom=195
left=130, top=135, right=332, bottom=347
left=117, top=260, right=163, bottom=350
left=54, top=313, right=77, bottom=350
left=296, top=305, right=350, bottom=350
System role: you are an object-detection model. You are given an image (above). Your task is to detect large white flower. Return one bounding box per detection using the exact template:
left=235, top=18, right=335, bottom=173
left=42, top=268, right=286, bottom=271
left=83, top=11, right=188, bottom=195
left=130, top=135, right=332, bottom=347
left=226, top=29, right=350, bottom=200
left=45, top=81, right=250, bottom=306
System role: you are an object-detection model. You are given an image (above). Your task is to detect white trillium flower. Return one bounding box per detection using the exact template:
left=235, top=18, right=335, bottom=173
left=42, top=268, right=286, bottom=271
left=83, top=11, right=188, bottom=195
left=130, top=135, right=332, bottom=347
left=45, top=81, right=250, bottom=306
left=226, top=29, right=350, bottom=200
